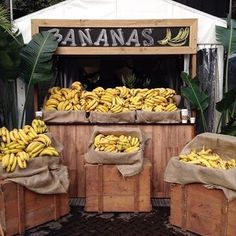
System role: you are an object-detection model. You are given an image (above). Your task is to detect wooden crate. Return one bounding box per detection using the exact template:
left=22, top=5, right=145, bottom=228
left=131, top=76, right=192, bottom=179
left=85, top=159, right=152, bottom=213
left=170, top=184, right=236, bottom=236
left=47, top=123, right=195, bottom=198
left=0, top=180, right=69, bottom=236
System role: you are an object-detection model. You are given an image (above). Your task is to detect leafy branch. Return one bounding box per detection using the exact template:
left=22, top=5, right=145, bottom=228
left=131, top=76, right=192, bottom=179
left=181, top=72, right=209, bottom=132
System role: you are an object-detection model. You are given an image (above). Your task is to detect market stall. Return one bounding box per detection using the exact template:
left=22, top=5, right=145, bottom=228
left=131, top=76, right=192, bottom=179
left=13, top=0, right=227, bottom=199
left=29, top=18, right=196, bottom=198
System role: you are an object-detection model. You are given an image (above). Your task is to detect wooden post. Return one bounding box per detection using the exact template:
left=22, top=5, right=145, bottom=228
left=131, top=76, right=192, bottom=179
left=191, top=54, right=197, bottom=78
left=98, top=164, right=103, bottom=213
left=17, top=185, right=25, bottom=234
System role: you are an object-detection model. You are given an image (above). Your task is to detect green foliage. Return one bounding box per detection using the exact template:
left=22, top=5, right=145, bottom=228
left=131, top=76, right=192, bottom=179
left=216, top=22, right=236, bottom=55
left=0, top=6, right=23, bottom=128
left=0, top=28, right=23, bottom=81
left=216, top=88, right=236, bottom=112
left=180, top=72, right=209, bottom=132
left=0, top=5, right=58, bottom=129
left=0, top=4, right=12, bottom=32
left=20, top=31, right=58, bottom=85
left=20, top=31, right=58, bottom=127
left=215, top=18, right=236, bottom=133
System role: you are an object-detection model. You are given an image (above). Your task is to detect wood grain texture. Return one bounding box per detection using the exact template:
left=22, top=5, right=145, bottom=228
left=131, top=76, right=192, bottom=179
left=47, top=124, right=195, bottom=198
left=170, top=184, right=236, bottom=236
left=0, top=181, right=69, bottom=236
left=85, top=159, right=151, bottom=212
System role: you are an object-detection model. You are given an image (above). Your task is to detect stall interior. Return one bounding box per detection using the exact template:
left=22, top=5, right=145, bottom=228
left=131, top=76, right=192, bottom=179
left=37, top=55, right=184, bottom=109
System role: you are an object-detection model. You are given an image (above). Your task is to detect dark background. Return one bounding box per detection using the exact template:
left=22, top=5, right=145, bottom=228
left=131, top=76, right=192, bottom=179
left=0, top=0, right=232, bottom=19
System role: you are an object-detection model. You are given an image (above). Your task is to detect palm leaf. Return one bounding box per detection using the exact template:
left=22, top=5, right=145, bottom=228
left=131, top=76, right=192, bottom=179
left=20, top=31, right=58, bottom=85
left=216, top=87, right=236, bottom=112
left=181, top=72, right=209, bottom=111
left=19, top=31, right=58, bottom=127
left=0, top=5, right=12, bottom=33
left=0, top=28, right=23, bottom=81
left=216, top=20, right=236, bottom=54
left=181, top=72, right=209, bottom=132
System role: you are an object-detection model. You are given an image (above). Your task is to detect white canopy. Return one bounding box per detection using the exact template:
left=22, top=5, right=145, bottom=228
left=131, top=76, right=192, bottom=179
left=14, top=0, right=226, bottom=44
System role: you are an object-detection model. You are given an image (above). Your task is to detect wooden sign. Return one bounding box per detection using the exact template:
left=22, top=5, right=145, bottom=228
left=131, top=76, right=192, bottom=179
left=32, top=19, right=197, bottom=55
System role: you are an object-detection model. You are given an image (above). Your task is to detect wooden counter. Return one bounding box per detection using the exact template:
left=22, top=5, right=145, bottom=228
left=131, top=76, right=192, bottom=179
left=47, top=123, right=195, bottom=198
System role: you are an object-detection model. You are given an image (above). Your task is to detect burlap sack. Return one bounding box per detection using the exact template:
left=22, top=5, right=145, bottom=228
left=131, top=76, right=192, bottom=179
left=85, top=126, right=145, bottom=177
left=136, top=110, right=181, bottom=123
left=136, top=95, right=181, bottom=123
left=88, top=111, right=136, bottom=123
left=0, top=134, right=69, bottom=194
left=164, top=132, right=236, bottom=200
left=43, top=110, right=89, bottom=123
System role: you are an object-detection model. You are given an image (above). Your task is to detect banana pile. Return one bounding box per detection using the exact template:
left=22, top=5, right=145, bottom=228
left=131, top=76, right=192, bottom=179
left=0, top=119, right=59, bottom=173
left=94, top=134, right=140, bottom=153
left=179, top=146, right=236, bottom=170
left=44, top=82, right=178, bottom=113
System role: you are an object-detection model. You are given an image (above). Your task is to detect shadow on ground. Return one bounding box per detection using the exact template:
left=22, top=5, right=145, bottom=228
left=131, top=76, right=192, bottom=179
left=22, top=206, right=190, bottom=236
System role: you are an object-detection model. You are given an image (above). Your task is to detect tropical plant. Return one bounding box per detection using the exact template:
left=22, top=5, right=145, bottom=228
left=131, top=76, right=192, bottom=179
left=215, top=17, right=236, bottom=134
left=0, top=5, right=58, bottom=129
left=180, top=72, right=209, bottom=132
left=0, top=5, right=24, bottom=128
left=19, top=31, right=58, bottom=127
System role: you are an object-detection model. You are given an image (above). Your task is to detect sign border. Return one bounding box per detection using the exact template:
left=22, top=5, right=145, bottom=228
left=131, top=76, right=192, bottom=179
left=31, top=19, right=197, bottom=55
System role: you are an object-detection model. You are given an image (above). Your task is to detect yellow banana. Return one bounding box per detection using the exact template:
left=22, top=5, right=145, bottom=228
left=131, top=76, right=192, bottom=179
left=125, top=146, right=140, bottom=153
left=26, top=141, right=44, bottom=153
left=17, top=156, right=25, bottom=169
left=2, top=154, right=10, bottom=168
left=18, top=129, right=30, bottom=144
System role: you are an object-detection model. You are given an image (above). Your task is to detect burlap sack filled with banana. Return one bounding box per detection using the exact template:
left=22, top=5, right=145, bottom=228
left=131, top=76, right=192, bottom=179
left=136, top=91, right=181, bottom=123
left=43, top=81, right=89, bottom=123
left=0, top=120, right=69, bottom=194
left=164, top=133, right=236, bottom=200
left=43, top=82, right=180, bottom=124
left=85, top=126, right=145, bottom=177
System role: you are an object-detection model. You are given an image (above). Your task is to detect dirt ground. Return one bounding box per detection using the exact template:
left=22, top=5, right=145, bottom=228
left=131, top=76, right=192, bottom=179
left=23, top=206, right=191, bottom=236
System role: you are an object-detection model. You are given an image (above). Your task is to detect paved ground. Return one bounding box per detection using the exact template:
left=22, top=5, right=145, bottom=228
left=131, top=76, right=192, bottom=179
left=22, top=204, right=191, bottom=236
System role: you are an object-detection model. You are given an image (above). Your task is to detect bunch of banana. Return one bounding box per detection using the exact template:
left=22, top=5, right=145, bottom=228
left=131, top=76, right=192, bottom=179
left=0, top=122, right=60, bottom=172
left=44, top=84, right=178, bottom=113
left=179, top=146, right=236, bottom=170
left=45, top=81, right=84, bottom=111
left=25, top=133, right=59, bottom=158
left=94, top=134, right=140, bottom=153
left=31, top=119, right=48, bottom=134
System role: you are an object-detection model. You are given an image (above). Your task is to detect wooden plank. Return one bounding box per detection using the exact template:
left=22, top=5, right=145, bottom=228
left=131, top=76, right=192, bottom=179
left=185, top=185, right=223, bottom=236
left=48, top=124, right=195, bottom=198
left=53, top=47, right=197, bottom=55
left=17, top=185, right=25, bottom=234
left=228, top=200, right=236, bottom=236
left=170, top=185, right=184, bottom=227
left=0, top=181, right=69, bottom=236
left=76, top=125, right=92, bottom=197
left=32, top=19, right=198, bottom=28
left=170, top=184, right=236, bottom=236
left=85, top=159, right=151, bottom=212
